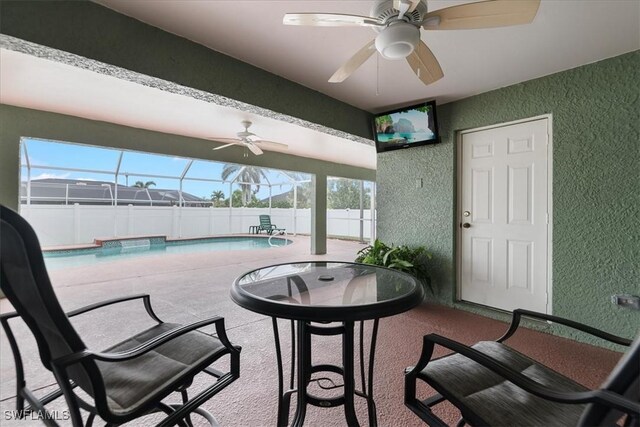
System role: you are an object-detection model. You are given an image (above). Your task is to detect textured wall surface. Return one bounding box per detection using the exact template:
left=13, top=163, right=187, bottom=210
left=377, top=141, right=455, bottom=302
left=0, top=0, right=373, bottom=138
left=378, top=51, right=640, bottom=343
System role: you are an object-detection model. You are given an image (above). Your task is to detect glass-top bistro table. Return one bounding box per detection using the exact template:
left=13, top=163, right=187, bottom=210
left=231, top=261, right=424, bottom=427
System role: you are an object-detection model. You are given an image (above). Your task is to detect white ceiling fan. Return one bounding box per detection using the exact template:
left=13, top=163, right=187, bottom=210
left=283, top=0, right=541, bottom=86
left=208, top=120, right=288, bottom=156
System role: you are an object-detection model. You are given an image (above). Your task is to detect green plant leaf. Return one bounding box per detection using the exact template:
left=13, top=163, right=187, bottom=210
left=382, top=247, right=397, bottom=266
left=354, top=239, right=434, bottom=294
left=392, top=259, right=413, bottom=268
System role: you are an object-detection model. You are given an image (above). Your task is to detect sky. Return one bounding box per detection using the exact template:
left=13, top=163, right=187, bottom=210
left=388, top=109, right=430, bottom=132
left=20, top=138, right=310, bottom=200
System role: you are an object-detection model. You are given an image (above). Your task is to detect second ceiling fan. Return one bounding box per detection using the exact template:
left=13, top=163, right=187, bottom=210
left=208, top=120, right=288, bottom=156
left=283, top=0, right=541, bottom=86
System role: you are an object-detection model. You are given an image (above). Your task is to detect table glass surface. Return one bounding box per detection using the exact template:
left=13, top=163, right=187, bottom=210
left=234, top=262, right=419, bottom=309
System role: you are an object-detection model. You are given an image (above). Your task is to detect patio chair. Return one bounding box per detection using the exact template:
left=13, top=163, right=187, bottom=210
left=0, top=205, right=241, bottom=426
left=405, top=309, right=639, bottom=427
left=257, top=214, right=285, bottom=235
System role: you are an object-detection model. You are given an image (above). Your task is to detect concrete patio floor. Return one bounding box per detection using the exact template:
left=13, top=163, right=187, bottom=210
left=0, top=235, right=625, bottom=426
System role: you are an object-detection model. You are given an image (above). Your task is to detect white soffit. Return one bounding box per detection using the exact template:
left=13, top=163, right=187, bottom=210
left=0, top=47, right=376, bottom=170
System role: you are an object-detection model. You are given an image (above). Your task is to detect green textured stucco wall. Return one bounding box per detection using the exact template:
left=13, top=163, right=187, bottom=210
left=0, top=0, right=373, bottom=138
left=378, top=51, right=640, bottom=344
left=0, top=105, right=375, bottom=212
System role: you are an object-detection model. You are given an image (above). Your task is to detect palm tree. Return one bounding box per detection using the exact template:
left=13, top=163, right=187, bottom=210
left=211, top=190, right=225, bottom=206
left=221, top=165, right=269, bottom=206
left=133, top=180, right=156, bottom=188
left=211, top=190, right=225, bottom=202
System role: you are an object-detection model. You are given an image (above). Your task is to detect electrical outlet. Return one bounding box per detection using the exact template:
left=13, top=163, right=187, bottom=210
left=611, top=294, right=640, bottom=310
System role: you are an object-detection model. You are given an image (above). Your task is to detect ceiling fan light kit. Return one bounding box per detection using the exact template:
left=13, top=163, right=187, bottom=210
left=375, top=22, right=420, bottom=60
left=283, top=0, right=541, bottom=86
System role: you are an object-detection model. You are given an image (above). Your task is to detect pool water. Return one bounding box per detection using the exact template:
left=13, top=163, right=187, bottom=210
left=43, top=236, right=291, bottom=270
left=376, top=131, right=434, bottom=143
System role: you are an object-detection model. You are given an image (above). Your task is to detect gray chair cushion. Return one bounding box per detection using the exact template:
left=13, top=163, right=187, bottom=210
left=419, top=341, right=588, bottom=427
left=96, top=323, right=225, bottom=415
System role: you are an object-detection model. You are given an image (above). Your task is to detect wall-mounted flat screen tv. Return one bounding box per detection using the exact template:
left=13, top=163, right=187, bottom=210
left=373, top=100, right=439, bottom=153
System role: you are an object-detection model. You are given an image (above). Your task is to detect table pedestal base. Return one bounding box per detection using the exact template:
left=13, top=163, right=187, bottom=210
left=272, top=318, right=379, bottom=427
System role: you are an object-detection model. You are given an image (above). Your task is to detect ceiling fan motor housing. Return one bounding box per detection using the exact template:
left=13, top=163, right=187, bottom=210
left=237, top=120, right=255, bottom=139
left=370, top=0, right=428, bottom=25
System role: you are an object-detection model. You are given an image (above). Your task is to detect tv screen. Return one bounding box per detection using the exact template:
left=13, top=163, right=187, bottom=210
left=373, top=100, right=439, bottom=153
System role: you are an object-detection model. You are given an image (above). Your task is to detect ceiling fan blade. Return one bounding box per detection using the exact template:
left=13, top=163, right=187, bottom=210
left=283, top=13, right=382, bottom=27
left=254, top=140, right=289, bottom=149
left=407, top=0, right=420, bottom=13
left=212, top=143, right=237, bottom=151
left=422, top=0, right=541, bottom=30
left=329, top=39, right=376, bottom=83
left=246, top=142, right=263, bottom=156
left=397, top=2, right=410, bottom=20
left=406, top=41, right=444, bottom=85
left=394, top=0, right=421, bottom=17
left=206, top=137, right=241, bottom=143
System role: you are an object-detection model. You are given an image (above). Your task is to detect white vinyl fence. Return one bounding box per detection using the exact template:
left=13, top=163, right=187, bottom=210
left=21, top=205, right=374, bottom=247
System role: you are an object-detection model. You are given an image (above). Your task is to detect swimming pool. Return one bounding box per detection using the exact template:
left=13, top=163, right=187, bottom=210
left=43, top=236, right=291, bottom=270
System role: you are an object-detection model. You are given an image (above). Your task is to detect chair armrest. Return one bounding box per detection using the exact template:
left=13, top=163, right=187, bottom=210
left=406, top=334, right=640, bottom=416
left=0, top=311, right=19, bottom=320
left=66, top=294, right=162, bottom=324
left=497, top=309, right=632, bottom=346
left=52, top=315, right=230, bottom=367
left=0, top=294, right=154, bottom=320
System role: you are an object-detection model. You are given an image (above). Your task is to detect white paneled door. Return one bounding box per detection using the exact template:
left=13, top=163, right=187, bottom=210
left=459, top=118, right=550, bottom=313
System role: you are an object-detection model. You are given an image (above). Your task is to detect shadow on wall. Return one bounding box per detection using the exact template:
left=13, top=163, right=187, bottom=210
left=423, top=250, right=455, bottom=303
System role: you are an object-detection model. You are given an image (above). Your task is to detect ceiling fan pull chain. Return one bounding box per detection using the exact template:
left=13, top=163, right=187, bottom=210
left=376, top=52, right=380, bottom=96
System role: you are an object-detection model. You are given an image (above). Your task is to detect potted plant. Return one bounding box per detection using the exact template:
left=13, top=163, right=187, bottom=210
left=355, top=239, right=432, bottom=293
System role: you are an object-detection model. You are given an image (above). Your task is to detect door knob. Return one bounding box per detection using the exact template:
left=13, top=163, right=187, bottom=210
left=462, top=223, right=471, bottom=228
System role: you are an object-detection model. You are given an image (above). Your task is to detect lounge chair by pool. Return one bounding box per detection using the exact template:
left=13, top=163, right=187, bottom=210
left=256, top=214, right=285, bottom=235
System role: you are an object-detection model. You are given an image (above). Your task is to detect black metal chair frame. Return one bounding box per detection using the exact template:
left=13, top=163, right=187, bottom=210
left=405, top=309, right=640, bottom=427
left=1, top=295, right=240, bottom=427
left=0, top=205, right=241, bottom=427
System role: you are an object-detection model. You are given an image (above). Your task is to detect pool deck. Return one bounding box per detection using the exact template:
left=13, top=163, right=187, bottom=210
left=0, top=235, right=624, bottom=426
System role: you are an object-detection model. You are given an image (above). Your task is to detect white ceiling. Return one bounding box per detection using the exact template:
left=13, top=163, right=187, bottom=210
left=95, top=0, right=640, bottom=112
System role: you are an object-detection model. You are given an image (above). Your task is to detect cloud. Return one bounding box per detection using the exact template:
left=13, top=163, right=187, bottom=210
left=31, top=172, right=70, bottom=180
